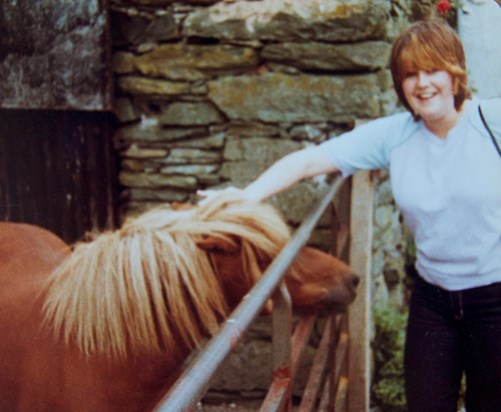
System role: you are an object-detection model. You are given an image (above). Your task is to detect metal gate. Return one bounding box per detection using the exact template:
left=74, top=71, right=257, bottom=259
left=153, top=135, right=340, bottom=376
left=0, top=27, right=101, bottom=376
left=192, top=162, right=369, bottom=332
left=152, top=173, right=374, bottom=411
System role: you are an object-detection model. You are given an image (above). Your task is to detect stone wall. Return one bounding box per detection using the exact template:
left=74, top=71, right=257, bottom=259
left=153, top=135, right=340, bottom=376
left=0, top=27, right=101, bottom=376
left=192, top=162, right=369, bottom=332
left=110, top=0, right=432, bottom=405
left=110, top=0, right=415, bottom=247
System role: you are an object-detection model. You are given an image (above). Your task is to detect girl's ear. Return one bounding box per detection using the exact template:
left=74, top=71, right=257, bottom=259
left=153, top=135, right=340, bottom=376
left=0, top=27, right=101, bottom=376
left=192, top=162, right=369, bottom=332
left=196, top=235, right=240, bottom=254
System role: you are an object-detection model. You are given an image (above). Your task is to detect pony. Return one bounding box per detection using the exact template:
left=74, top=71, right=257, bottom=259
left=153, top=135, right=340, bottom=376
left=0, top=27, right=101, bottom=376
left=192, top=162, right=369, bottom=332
left=0, top=194, right=358, bottom=411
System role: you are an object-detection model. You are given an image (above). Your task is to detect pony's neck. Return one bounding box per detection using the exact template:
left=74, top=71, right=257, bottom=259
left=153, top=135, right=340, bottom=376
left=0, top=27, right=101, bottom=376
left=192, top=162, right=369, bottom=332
left=98, top=350, right=191, bottom=411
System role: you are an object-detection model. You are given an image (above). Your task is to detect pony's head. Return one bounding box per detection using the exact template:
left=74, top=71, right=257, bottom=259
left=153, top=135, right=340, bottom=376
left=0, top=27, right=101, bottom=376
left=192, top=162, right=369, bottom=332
left=196, top=223, right=359, bottom=314
left=43, top=193, right=357, bottom=360
left=170, top=197, right=359, bottom=314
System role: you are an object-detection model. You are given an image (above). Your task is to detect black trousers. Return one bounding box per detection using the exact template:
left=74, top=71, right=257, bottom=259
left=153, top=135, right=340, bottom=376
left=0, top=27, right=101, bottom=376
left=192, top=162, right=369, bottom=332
left=405, top=276, right=501, bottom=412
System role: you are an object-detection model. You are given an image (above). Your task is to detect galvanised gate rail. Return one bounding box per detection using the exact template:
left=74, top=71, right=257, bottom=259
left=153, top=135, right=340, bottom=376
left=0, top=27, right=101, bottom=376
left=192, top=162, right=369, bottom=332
left=154, top=175, right=355, bottom=412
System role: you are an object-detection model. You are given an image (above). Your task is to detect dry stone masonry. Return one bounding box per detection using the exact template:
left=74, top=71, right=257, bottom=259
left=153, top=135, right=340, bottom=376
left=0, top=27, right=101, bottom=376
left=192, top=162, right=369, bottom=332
left=111, top=0, right=416, bottom=245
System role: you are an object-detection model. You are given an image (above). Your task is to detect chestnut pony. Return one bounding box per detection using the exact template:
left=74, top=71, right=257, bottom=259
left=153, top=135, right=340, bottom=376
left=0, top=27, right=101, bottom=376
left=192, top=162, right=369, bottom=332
left=0, top=194, right=358, bottom=411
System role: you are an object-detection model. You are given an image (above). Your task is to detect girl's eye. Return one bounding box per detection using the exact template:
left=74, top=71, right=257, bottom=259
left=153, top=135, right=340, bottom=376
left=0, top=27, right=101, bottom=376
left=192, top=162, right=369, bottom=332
left=405, top=69, right=439, bottom=78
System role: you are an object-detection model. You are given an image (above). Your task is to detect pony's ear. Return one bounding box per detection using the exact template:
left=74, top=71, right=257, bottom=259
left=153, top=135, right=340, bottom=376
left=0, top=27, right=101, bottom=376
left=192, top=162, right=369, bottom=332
left=196, top=236, right=240, bottom=254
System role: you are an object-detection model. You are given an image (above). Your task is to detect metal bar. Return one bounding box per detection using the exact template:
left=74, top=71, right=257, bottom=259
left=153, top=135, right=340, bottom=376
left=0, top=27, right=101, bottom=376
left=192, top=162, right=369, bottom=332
left=318, top=375, right=349, bottom=412
left=334, top=224, right=350, bottom=259
left=331, top=205, right=341, bottom=259
left=272, top=283, right=292, bottom=375
left=335, top=376, right=349, bottom=412
left=269, top=283, right=292, bottom=411
left=260, top=284, right=293, bottom=412
left=260, top=377, right=291, bottom=412
left=299, top=316, right=335, bottom=412
left=333, top=315, right=349, bottom=383
left=334, top=331, right=349, bottom=387
left=153, top=176, right=346, bottom=412
left=290, top=315, right=317, bottom=378
left=262, top=314, right=317, bottom=412
left=261, top=312, right=316, bottom=412
left=327, top=316, right=339, bottom=412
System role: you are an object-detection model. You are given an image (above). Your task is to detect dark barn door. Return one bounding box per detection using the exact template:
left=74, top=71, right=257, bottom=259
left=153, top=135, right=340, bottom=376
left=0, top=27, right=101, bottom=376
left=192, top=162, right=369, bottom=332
left=0, top=0, right=117, bottom=243
left=0, top=110, right=117, bottom=243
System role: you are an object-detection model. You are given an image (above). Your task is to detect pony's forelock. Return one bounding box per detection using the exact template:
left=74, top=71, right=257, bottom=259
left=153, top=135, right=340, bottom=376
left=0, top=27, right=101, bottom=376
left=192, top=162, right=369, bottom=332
left=43, top=193, right=290, bottom=359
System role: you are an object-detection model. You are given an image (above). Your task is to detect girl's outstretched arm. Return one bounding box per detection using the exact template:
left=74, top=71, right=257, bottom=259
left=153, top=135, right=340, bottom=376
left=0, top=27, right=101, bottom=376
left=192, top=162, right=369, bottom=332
left=197, top=145, right=339, bottom=204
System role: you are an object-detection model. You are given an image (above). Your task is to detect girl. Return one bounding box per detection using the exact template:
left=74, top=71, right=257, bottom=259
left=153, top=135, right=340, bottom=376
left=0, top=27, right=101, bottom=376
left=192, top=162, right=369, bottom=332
left=199, top=20, right=501, bottom=411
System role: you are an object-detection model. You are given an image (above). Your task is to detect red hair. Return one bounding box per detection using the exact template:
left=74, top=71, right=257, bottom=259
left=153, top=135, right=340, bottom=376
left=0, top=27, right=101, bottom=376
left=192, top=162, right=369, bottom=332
left=390, top=20, right=471, bottom=116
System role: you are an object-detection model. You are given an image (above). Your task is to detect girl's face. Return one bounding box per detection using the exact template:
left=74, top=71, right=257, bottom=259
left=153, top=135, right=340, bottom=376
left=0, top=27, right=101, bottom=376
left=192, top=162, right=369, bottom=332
left=402, top=69, right=457, bottom=124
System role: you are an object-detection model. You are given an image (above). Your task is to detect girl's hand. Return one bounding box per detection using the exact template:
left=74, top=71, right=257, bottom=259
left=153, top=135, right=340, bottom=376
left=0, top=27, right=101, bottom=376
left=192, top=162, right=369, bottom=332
left=196, top=186, right=252, bottom=206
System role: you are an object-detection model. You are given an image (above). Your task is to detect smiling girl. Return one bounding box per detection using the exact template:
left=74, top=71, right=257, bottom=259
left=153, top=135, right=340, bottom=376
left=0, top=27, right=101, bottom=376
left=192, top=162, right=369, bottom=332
left=199, top=20, right=501, bottom=411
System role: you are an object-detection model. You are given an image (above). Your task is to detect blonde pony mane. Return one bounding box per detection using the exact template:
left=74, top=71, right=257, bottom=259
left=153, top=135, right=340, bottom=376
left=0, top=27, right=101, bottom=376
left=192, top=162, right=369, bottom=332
left=43, top=194, right=291, bottom=359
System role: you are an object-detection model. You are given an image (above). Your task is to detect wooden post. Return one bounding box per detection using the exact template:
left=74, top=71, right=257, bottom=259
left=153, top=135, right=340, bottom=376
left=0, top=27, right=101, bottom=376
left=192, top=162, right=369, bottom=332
left=347, top=170, right=373, bottom=412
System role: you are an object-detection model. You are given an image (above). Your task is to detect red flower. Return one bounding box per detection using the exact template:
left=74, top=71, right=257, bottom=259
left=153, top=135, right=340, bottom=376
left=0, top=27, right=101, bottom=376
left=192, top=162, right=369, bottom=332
left=436, top=0, right=452, bottom=14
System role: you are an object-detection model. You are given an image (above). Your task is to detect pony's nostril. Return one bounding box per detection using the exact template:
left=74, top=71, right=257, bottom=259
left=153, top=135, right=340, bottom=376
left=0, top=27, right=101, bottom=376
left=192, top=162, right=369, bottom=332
left=351, top=274, right=360, bottom=287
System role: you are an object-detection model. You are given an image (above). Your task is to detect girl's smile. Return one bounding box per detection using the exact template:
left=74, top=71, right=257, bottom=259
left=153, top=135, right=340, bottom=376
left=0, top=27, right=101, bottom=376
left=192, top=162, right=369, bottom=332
left=402, top=69, right=463, bottom=138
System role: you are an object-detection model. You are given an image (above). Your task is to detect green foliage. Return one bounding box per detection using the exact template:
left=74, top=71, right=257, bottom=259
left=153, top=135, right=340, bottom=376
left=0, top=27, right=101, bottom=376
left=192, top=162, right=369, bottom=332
left=373, top=377, right=406, bottom=412
left=403, top=226, right=416, bottom=266
left=372, top=307, right=408, bottom=412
